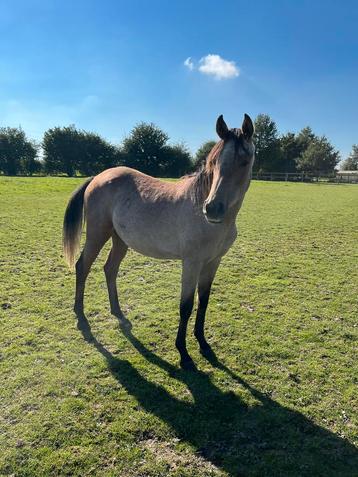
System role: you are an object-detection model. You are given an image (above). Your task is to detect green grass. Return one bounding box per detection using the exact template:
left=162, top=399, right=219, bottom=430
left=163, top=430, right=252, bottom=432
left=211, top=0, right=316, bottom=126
left=0, top=176, right=357, bottom=476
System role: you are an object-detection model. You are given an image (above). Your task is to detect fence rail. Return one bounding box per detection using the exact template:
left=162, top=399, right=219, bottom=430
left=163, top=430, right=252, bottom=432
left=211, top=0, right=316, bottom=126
left=1, top=172, right=358, bottom=184
left=252, top=172, right=358, bottom=184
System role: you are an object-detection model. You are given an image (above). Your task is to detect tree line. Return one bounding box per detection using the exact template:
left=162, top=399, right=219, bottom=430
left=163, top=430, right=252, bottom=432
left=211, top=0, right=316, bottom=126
left=0, top=123, right=192, bottom=178
left=251, top=114, right=355, bottom=174
left=0, top=115, right=357, bottom=177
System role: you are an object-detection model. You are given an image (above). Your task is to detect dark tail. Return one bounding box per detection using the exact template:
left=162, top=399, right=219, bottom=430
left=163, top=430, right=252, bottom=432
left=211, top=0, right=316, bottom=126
left=63, top=178, right=93, bottom=269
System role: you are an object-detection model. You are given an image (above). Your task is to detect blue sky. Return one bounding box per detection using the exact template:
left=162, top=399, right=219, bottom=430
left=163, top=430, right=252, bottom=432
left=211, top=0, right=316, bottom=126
left=1, top=0, right=357, bottom=158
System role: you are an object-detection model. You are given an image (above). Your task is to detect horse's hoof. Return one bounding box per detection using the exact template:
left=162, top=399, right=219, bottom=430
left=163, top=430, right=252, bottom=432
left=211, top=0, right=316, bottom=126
left=180, top=358, right=197, bottom=371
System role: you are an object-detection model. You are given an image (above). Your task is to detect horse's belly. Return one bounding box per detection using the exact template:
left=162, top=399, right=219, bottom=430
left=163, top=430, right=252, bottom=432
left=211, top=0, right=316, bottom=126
left=113, top=217, right=182, bottom=260
left=123, top=236, right=181, bottom=260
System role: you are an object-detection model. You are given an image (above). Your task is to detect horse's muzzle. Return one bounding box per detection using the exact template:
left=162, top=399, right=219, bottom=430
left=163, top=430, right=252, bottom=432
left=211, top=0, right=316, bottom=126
left=203, top=200, right=225, bottom=224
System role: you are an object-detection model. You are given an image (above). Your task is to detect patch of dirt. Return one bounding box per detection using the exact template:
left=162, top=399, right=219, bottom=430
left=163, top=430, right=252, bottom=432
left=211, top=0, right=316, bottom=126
left=140, top=437, right=222, bottom=474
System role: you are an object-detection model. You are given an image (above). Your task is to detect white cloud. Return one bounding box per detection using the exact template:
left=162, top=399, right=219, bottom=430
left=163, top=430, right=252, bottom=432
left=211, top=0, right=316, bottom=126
left=184, top=57, right=194, bottom=71
left=198, top=54, right=239, bottom=79
left=183, top=54, right=239, bottom=79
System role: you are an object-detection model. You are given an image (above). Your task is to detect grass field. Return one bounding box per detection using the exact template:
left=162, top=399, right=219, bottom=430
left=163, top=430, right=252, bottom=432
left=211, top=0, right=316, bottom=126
left=0, top=176, right=357, bottom=476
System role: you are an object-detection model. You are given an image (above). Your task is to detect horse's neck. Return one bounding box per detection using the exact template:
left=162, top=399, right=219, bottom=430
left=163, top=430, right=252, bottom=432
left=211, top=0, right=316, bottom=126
left=185, top=170, right=211, bottom=207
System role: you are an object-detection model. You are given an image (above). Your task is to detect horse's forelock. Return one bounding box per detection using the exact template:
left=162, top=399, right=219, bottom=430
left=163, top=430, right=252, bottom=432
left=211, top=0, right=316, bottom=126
left=190, top=141, right=224, bottom=205
left=205, top=140, right=224, bottom=174
left=230, top=128, right=242, bottom=137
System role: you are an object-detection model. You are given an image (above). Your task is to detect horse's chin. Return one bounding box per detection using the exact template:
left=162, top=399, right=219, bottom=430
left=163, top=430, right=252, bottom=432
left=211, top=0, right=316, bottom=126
left=205, top=216, right=223, bottom=225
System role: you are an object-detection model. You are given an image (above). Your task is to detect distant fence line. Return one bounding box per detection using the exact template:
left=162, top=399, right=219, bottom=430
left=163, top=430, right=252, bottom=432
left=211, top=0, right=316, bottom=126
left=1, top=172, right=358, bottom=184
left=252, top=172, right=358, bottom=184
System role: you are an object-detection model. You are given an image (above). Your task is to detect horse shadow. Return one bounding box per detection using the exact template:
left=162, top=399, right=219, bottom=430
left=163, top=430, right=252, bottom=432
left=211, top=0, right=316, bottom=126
left=77, top=314, right=357, bottom=476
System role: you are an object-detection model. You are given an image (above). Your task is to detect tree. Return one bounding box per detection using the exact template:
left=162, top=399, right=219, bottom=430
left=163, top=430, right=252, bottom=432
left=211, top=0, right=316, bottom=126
left=122, top=122, right=192, bottom=177
left=0, top=127, right=39, bottom=175
left=194, top=140, right=216, bottom=169
left=161, top=143, right=193, bottom=177
left=22, top=146, right=42, bottom=175
left=77, top=132, right=120, bottom=176
left=122, top=123, right=169, bottom=176
left=296, top=126, right=316, bottom=153
left=43, top=125, right=82, bottom=176
left=43, top=126, right=120, bottom=176
left=296, top=136, right=340, bottom=173
left=341, top=145, right=358, bottom=170
left=279, top=132, right=301, bottom=172
left=253, top=114, right=282, bottom=172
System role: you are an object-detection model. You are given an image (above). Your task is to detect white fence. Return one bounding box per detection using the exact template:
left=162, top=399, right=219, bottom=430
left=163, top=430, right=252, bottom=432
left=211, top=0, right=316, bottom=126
left=252, top=172, right=358, bottom=184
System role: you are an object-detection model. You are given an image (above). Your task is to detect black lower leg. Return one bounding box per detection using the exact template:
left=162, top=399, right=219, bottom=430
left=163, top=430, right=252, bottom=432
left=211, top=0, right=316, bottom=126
left=104, top=250, right=121, bottom=315
left=194, top=285, right=211, bottom=351
left=74, top=254, right=85, bottom=315
left=176, top=296, right=195, bottom=368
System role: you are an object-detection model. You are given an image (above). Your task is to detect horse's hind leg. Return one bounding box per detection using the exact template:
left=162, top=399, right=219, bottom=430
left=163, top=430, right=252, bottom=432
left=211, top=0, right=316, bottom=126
left=104, top=232, right=128, bottom=317
left=74, top=225, right=111, bottom=317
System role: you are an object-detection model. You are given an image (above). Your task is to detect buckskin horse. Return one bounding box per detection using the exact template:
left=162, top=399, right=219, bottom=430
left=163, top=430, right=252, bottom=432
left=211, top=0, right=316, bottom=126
left=63, top=114, right=255, bottom=369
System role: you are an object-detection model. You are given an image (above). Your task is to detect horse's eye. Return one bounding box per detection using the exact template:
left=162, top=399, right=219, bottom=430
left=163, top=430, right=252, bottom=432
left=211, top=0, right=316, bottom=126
left=239, top=160, right=249, bottom=167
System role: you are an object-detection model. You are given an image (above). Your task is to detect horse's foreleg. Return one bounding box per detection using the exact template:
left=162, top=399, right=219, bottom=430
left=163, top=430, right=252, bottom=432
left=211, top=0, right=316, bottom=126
left=104, top=233, right=128, bottom=317
left=194, top=257, right=221, bottom=354
left=176, top=260, right=200, bottom=370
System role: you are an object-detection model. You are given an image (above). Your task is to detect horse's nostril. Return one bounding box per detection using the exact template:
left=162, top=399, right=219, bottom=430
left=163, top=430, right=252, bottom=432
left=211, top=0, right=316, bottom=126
left=205, top=201, right=214, bottom=215
left=204, top=201, right=225, bottom=219
left=217, top=202, right=224, bottom=215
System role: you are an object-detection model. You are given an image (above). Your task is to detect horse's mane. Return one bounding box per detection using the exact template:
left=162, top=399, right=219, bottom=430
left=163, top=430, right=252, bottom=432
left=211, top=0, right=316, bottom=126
left=189, top=140, right=223, bottom=205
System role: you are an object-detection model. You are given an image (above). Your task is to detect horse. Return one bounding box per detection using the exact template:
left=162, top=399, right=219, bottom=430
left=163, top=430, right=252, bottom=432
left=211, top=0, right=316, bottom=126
left=63, top=114, right=255, bottom=370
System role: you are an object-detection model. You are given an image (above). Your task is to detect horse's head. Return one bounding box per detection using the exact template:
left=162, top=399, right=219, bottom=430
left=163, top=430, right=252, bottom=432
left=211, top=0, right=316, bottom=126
left=203, top=114, right=255, bottom=224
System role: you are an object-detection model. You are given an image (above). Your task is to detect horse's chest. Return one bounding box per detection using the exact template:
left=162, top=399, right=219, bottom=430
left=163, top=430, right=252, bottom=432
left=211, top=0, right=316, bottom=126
left=184, top=225, right=237, bottom=262
left=219, top=227, right=237, bottom=255
left=210, top=227, right=237, bottom=257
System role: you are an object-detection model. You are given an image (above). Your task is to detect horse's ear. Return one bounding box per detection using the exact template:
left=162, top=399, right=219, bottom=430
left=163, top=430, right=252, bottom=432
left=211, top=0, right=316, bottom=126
left=242, top=113, right=254, bottom=140
left=216, top=115, right=229, bottom=140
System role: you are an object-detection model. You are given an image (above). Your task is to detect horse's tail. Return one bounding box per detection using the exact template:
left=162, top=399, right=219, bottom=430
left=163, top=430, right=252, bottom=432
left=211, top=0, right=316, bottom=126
left=63, top=177, right=93, bottom=269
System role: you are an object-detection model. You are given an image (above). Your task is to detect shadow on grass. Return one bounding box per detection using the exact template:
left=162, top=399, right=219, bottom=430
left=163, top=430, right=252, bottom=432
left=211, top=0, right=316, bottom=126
left=77, top=314, right=357, bottom=476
